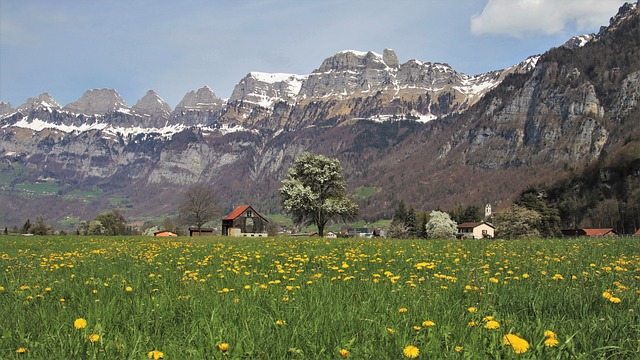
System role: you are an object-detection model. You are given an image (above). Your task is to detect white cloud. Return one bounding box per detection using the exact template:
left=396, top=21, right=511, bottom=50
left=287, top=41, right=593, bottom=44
left=471, top=0, right=628, bottom=37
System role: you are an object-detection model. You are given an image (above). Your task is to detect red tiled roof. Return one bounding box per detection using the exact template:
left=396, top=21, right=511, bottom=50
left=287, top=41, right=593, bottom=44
left=457, top=222, right=493, bottom=229
left=223, top=205, right=251, bottom=220
left=636, top=229, right=640, bottom=235
left=583, top=228, right=617, bottom=236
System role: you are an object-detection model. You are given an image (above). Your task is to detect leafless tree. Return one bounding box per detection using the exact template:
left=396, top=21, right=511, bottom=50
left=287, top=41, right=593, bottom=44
left=178, top=184, right=220, bottom=232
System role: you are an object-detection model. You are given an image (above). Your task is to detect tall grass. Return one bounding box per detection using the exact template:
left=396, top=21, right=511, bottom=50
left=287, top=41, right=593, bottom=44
left=0, top=236, right=638, bottom=359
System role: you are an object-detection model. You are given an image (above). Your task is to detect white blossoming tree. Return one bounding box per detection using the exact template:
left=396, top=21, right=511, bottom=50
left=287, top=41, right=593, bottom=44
left=280, top=152, right=358, bottom=237
left=425, top=210, right=457, bottom=239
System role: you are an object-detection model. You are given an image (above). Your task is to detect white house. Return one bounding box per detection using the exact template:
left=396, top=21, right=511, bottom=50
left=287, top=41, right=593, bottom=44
left=457, top=222, right=495, bottom=239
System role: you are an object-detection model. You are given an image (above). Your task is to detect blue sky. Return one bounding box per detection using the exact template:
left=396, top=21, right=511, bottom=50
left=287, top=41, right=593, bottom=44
left=0, top=0, right=630, bottom=108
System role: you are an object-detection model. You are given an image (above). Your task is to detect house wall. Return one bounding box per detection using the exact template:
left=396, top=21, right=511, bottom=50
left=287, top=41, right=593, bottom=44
left=473, top=224, right=494, bottom=239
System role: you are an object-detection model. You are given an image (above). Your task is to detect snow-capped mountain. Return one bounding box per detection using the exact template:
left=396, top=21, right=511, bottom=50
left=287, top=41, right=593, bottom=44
left=0, top=48, right=538, bottom=139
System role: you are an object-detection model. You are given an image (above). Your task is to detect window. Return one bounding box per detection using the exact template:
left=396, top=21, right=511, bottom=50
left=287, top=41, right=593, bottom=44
left=246, top=210, right=253, bottom=217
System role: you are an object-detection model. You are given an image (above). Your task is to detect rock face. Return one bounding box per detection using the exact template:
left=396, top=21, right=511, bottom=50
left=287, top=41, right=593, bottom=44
left=133, top=90, right=172, bottom=120
left=63, top=89, right=130, bottom=115
left=0, top=2, right=638, bottom=228
left=170, top=86, right=224, bottom=126
left=0, top=101, right=14, bottom=117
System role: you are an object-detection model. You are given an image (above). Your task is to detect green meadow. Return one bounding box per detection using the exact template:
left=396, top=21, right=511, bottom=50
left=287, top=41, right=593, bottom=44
left=0, top=236, right=638, bottom=359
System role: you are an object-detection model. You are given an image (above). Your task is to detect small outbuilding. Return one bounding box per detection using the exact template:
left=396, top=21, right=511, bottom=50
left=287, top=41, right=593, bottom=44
left=189, top=227, right=215, bottom=236
left=154, top=230, right=178, bottom=237
left=221, top=205, right=269, bottom=237
left=457, top=222, right=495, bottom=239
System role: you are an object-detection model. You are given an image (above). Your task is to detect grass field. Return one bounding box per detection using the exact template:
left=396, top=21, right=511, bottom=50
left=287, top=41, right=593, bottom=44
left=0, top=236, right=638, bottom=359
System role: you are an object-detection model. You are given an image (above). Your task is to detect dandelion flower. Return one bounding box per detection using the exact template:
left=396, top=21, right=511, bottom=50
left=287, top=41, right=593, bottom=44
left=454, top=346, right=463, bottom=352
left=544, top=337, right=559, bottom=347
left=125, top=286, right=133, bottom=292
left=403, top=345, right=420, bottom=358
left=544, top=330, right=556, bottom=338
left=339, top=349, right=349, bottom=358
left=413, top=326, right=422, bottom=331
left=74, top=318, right=87, bottom=329
left=399, top=307, right=408, bottom=313
left=609, top=297, right=621, bottom=304
left=467, top=307, right=478, bottom=313
left=386, top=327, right=395, bottom=334
left=422, top=320, right=435, bottom=327
left=147, top=350, right=164, bottom=359
left=89, top=333, right=100, bottom=343
left=275, top=319, right=285, bottom=325
left=602, top=290, right=613, bottom=299
left=484, top=320, right=500, bottom=330
left=16, top=347, right=27, bottom=354
left=218, top=343, right=229, bottom=352
left=503, top=334, right=529, bottom=354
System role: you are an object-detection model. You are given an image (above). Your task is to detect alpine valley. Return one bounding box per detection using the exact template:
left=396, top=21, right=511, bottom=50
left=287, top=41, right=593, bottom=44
left=1, top=2, right=639, bottom=231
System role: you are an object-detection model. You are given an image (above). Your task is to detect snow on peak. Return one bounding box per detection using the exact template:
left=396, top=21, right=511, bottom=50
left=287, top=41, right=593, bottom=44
left=18, top=93, right=61, bottom=113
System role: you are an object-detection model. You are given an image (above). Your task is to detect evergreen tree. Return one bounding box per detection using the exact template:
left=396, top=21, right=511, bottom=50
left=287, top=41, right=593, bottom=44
left=405, top=208, right=419, bottom=238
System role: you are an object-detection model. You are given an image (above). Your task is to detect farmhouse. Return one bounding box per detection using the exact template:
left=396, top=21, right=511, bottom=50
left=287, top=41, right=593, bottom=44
left=154, top=230, right=177, bottom=237
left=221, top=205, right=269, bottom=237
left=457, top=222, right=495, bottom=239
left=562, top=228, right=618, bottom=237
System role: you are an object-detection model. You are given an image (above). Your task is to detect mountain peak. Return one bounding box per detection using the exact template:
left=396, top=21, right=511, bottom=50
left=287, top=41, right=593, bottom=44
left=316, top=49, right=399, bottom=73
left=17, top=93, right=61, bottom=113
left=63, top=88, right=129, bottom=115
left=174, top=86, right=224, bottom=112
left=133, top=90, right=172, bottom=118
left=0, top=101, right=15, bottom=117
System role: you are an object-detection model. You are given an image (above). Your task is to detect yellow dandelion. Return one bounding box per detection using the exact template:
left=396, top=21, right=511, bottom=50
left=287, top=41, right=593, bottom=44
left=275, top=319, right=285, bottom=325
left=386, top=327, right=395, bottom=334
left=403, top=345, right=420, bottom=358
left=399, top=307, right=408, bottom=313
left=468, top=321, right=477, bottom=327
left=413, top=326, right=422, bottom=331
left=125, top=286, right=133, bottom=292
left=16, top=347, right=27, bottom=354
left=489, top=277, right=499, bottom=283
left=218, top=343, right=229, bottom=352
left=544, top=330, right=556, bottom=338
left=544, top=337, right=559, bottom=347
left=602, top=290, right=613, bottom=299
left=609, top=297, right=621, bottom=304
left=454, top=346, right=463, bottom=352
left=484, top=320, right=500, bottom=330
left=89, top=333, right=100, bottom=343
left=467, top=307, right=478, bottom=313
left=74, top=318, right=87, bottom=329
left=552, top=274, right=564, bottom=280
left=147, top=350, right=164, bottom=359
left=422, top=320, right=435, bottom=327
left=503, top=334, right=530, bottom=354
left=339, top=349, right=350, bottom=358
left=522, top=273, right=529, bottom=278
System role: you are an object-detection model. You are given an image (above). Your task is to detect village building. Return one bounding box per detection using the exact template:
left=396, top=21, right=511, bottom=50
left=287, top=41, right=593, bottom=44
left=562, top=228, right=618, bottom=237
left=154, top=230, right=178, bottom=237
left=457, top=222, right=495, bottom=239
left=189, top=227, right=215, bottom=236
left=221, top=205, right=269, bottom=237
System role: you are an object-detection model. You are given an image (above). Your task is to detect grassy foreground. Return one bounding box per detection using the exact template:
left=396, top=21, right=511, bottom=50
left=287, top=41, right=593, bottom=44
left=0, top=236, right=638, bottom=359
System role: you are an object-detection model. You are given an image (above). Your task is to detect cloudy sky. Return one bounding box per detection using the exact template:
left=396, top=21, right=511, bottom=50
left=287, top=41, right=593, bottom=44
left=0, top=0, right=630, bottom=108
